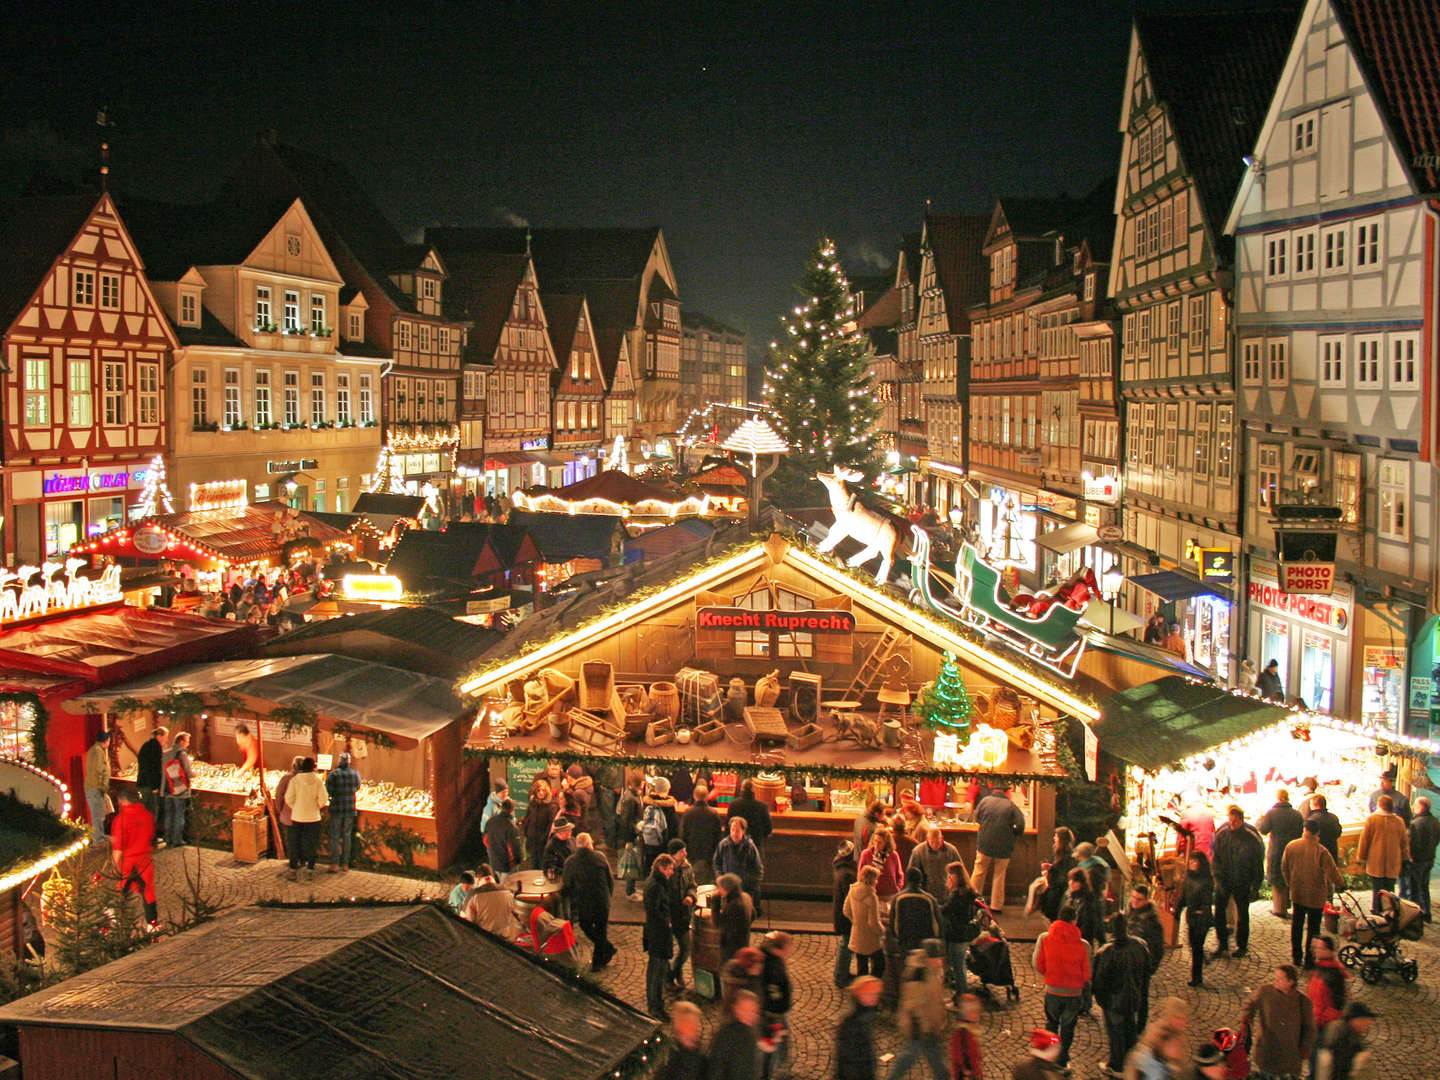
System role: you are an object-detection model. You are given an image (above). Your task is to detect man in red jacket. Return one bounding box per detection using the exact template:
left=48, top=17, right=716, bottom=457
left=110, top=788, right=159, bottom=928
left=1034, top=907, right=1091, bottom=1069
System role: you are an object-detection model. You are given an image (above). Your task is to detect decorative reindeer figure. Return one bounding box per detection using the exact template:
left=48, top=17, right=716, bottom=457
left=815, top=467, right=905, bottom=583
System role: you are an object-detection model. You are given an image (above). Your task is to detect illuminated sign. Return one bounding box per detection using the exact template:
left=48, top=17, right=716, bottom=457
left=43, top=470, right=141, bottom=495
left=696, top=607, right=855, bottom=633
left=266, top=459, right=319, bottom=474
left=132, top=525, right=169, bottom=555
left=341, top=574, right=404, bottom=602
left=1247, top=578, right=1349, bottom=636
left=520, top=437, right=550, bottom=452
left=189, top=479, right=248, bottom=514
left=1196, top=548, right=1234, bottom=582
left=1279, top=562, right=1336, bottom=594
left=0, top=562, right=122, bottom=624
left=1082, top=472, right=1120, bottom=504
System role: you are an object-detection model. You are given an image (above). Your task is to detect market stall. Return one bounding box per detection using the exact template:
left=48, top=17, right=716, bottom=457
left=69, top=654, right=484, bottom=869
left=461, top=533, right=1097, bottom=899
left=1098, top=675, right=1440, bottom=870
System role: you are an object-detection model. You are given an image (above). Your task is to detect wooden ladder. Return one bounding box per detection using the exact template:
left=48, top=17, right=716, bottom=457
left=845, top=627, right=907, bottom=700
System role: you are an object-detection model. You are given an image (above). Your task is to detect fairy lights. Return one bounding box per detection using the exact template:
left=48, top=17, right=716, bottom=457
left=0, top=754, right=88, bottom=894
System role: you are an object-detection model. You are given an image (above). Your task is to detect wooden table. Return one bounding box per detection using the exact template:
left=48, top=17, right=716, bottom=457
left=503, top=871, right=563, bottom=913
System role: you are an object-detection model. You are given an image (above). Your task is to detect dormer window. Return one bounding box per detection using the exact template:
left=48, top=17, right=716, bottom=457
left=347, top=310, right=363, bottom=341
left=180, top=291, right=199, bottom=327
left=421, top=277, right=437, bottom=301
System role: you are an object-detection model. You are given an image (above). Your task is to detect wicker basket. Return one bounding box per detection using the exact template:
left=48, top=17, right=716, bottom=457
left=991, top=687, right=1022, bottom=729
left=971, top=692, right=992, bottom=722
left=694, top=719, right=725, bottom=745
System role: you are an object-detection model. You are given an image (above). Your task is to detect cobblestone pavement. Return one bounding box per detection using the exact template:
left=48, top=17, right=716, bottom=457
left=140, top=848, right=1440, bottom=1078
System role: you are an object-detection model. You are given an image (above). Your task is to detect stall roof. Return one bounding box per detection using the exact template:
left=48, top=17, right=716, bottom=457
left=624, top=518, right=714, bottom=561
left=351, top=492, right=426, bottom=519
left=507, top=510, right=625, bottom=563
left=265, top=607, right=502, bottom=675
left=1081, top=629, right=1217, bottom=680
left=0, top=903, right=659, bottom=1080
left=1097, top=675, right=1293, bottom=770
left=1037, top=521, right=1102, bottom=555
left=0, top=605, right=255, bottom=683
left=77, top=503, right=347, bottom=567
left=68, top=654, right=466, bottom=742
left=1127, top=569, right=1228, bottom=603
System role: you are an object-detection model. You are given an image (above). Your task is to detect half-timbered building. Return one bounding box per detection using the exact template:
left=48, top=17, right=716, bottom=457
left=893, top=234, right=925, bottom=506
left=545, top=293, right=606, bottom=485
left=1109, top=8, right=1298, bottom=683
left=1225, top=0, right=1440, bottom=726
left=599, top=329, right=637, bottom=470
left=0, top=193, right=177, bottom=562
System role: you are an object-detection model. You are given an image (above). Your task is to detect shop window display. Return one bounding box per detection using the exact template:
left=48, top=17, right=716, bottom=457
left=1361, top=646, right=1405, bottom=731
left=1300, top=630, right=1334, bottom=713
left=1261, top=617, right=1290, bottom=689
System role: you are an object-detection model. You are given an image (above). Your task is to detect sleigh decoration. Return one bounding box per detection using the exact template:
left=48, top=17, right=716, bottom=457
left=907, top=527, right=1088, bottom=679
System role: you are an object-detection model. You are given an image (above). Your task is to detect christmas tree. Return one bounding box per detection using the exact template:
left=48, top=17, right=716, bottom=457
left=761, top=239, right=880, bottom=505
left=367, top=446, right=406, bottom=494
left=133, top=455, right=175, bottom=516
left=917, top=653, right=972, bottom=740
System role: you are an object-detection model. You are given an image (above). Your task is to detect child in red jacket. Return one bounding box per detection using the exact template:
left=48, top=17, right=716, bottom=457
left=110, top=789, right=159, bottom=927
left=949, top=993, right=984, bottom=1079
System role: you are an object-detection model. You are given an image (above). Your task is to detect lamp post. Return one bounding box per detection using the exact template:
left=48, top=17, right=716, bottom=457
left=721, top=415, right=789, bottom=533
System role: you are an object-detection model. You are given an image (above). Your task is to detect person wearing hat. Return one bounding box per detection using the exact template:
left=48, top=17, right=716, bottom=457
left=1011, top=1028, right=1065, bottom=1079
left=1314, top=1001, right=1376, bottom=1080
left=1177, top=1041, right=1227, bottom=1080
left=835, top=975, right=882, bottom=1080
left=833, top=839, right=860, bottom=989
left=888, top=942, right=948, bottom=1078
left=666, top=839, right=697, bottom=989
left=1368, top=765, right=1412, bottom=824
left=1257, top=658, right=1285, bottom=701
left=541, top=816, right=577, bottom=878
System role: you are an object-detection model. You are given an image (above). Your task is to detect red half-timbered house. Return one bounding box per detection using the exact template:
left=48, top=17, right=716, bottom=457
left=544, top=293, right=606, bottom=485
left=0, top=193, right=176, bottom=563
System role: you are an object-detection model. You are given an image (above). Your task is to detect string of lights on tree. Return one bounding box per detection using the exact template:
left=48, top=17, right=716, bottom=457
left=917, top=653, right=974, bottom=742
left=133, top=454, right=175, bottom=516
left=761, top=238, right=880, bottom=503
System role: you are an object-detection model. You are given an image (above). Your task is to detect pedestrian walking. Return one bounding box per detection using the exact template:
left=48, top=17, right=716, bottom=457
left=84, top=728, right=112, bottom=844
left=1306, top=932, right=1348, bottom=1074
left=110, top=788, right=159, bottom=929
left=324, top=751, right=361, bottom=871
left=282, top=756, right=327, bottom=879
left=1305, top=794, right=1343, bottom=864
left=1173, top=851, right=1214, bottom=988
left=972, top=785, right=1025, bottom=913
left=644, top=852, right=677, bottom=1018
left=858, top=825, right=904, bottom=906
left=845, top=864, right=887, bottom=978
left=948, top=992, right=983, bottom=1080
left=641, top=778, right=679, bottom=876
left=716, top=871, right=755, bottom=965
left=159, top=732, right=194, bottom=849
left=833, top=840, right=860, bottom=988
left=667, top=839, right=698, bottom=988
left=1258, top=789, right=1305, bottom=917
left=759, top=930, right=793, bottom=1079
left=1011, top=1029, right=1065, bottom=1079
left=483, top=797, right=521, bottom=874
left=1256, top=659, right=1284, bottom=700
left=1092, top=913, right=1150, bottom=1078
left=1123, top=1002, right=1191, bottom=1080
left=1210, top=804, right=1264, bottom=958
left=561, top=831, right=616, bottom=970
left=906, top=825, right=961, bottom=904
left=1124, top=884, right=1165, bottom=1021
left=1033, top=907, right=1091, bottom=1070
left=710, top=988, right=762, bottom=1080
left=836, top=975, right=883, bottom=1080
left=1281, top=818, right=1345, bottom=968
left=1059, top=867, right=1105, bottom=948
left=1404, top=795, right=1439, bottom=918
left=887, top=942, right=949, bottom=1079
left=681, top=783, right=724, bottom=883
left=890, top=866, right=942, bottom=954
left=940, top=861, right=981, bottom=1001
left=1239, top=964, right=1315, bottom=1079
left=715, top=816, right=765, bottom=905
left=1357, top=794, right=1408, bottom=912
left=1314, top=1001, right=1377, bottom=1080
left=655, top=1000, right=707, bottom=1080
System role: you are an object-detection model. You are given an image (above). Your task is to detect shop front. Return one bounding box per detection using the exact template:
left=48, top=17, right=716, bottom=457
left=7, top=462, right=153, bottom=562
left=462, top=533, right=1095, bottom=900
left=1128, top=554, right=1235, bottom=685
left=1246, top=559, right=1352, bottom=717
left=974, top=483, right=1041, bottom=587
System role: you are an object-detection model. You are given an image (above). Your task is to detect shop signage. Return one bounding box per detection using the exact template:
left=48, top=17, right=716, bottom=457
left=1365, top=646, right=1404, bottom=670
left=43, top=469, right=141, bottom=495
left=1018, top=451, right=1042, bottom=470
left=1096, top=524, right=1124, bottom=543
left=1196, top=548, right=1234, bottom=583
left=1081, top=719, right=1098, bottom=782
left=0, top=562, right=122, bottom=625
left=466, top=596, right=513, bottom=614
left=1247, top=578, right=1349, bottom=636
left=1035, top=490, right=1077, bottom=518
left=1082, top=472, right=1120, bottom=504
left=266, top=459, right=318, bottom=474
left=520, top=437, right=550, bottom=451
left=696, top=606, right=856, bottom=633
left=1279, top=562, right=1336, bottom=594
left=342, top=574, right=403, bottom=602
left=132, top=525, right=169, bottom=555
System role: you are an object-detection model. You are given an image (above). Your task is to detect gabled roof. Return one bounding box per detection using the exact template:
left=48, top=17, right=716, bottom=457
left=442, top=250, right=532, bottom=361
left=594, top=327, right=632, bottom=385
left=265, top=605, right=502, bottom=670
left=682, top=310, right=745, bottom=336
left=922, top=213, right=990, bottom=332
left=1136, top=6, right=1301, bottom=234
left=0, top=193, right=100, bottom=332
left=385, top=527, right=493, bottom=587
left=0, top=904, right=658, bottom=1080
left=1332, top=0, right=1440, bottom=195
left=351, top=492, right=426, bottom=519
left=994, top=179, right=1115, bottom=262
left=542, top=291, right=586, bottom=374
left=427, top=226, right=661, bottom=288
left=507, top=509, right=623, bottom=563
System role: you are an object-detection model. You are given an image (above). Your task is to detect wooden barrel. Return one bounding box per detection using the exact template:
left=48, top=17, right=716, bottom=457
left=752, top=772, right=786, bottom=809
left=649, top=682, right=680, bottom=722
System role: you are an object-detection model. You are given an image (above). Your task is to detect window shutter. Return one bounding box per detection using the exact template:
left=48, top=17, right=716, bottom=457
left=812, top=594, right=854, bottom=665
left=693, top=590, right=731, bottom=661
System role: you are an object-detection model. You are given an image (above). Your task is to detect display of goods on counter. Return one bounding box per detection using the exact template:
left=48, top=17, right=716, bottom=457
left=187, top=760, right=433, bottom=817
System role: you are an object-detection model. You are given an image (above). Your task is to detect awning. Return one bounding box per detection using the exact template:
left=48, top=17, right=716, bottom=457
left=1038, top=521, right=1101, bottom=555
left=1079, top=598, right=1146, bottom=634
left=1097, top=676, right=1291, bottom=770
left=1127, top=570, right=1228, bottom=603
left=485, top=451, right=568, bottom=467
left=1082, top=629, right=1218, bottom=680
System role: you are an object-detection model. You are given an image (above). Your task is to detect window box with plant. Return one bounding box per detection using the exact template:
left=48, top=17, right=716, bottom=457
left=220, top=421, right=250, bottom=432
left=254, top=321, right=278, bottom=333
left=192, top=420, right=221, bottom=433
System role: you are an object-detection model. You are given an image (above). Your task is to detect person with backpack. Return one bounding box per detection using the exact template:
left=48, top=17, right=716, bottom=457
left=1092, top=913, right=1151, bottom=1078
left=715, top=815, right=764, bottom=903
left=889, top=866, right=941, bottom=954
left=160, top=731, right=194, bottom=848
left=640, top=792, right=672, bottom=877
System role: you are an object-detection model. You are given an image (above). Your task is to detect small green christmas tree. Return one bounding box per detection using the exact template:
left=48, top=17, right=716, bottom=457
left=918, top=653, right=972, bottom=740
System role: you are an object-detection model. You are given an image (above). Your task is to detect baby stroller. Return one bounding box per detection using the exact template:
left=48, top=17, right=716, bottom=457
left=966, top=901, right=1020, bottom=1003
left=1334, top=889, right=1421, bottom=984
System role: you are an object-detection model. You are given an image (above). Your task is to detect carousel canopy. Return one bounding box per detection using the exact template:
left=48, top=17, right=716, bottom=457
left=721, top=415, right=788, bottom=456
left=1098, top=675, right=1296, bottom=770
left=0, top=904, right=660, bottom=1080
left=511, top=469, right=707, bottom=518
left=67, top=653, right=465, bottom=744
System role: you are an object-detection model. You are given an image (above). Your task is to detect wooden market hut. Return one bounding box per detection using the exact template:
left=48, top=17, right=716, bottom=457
left=461, top=533, right=1094, bottom=900
left=0, top=904, right=662, bottom=1080
left=69, top=654, right=483, bottom=869
left=0, top=756, right=87, bottom=963
left=262, top=605, right=503, bottom=680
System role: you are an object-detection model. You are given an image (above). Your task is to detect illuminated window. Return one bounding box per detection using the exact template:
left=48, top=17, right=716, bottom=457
left=224, top=368, right=241, bottom=427
left=103, top=362, right=126, bottom=425
left=68, top=359, right=92, bottom=428
left=137, top=364, right=159, bottom=425
left=0, top=698, right=38, bottom=760
left=73, top=270, right=94, bottom=306
left=1378, top=459, right=1409, bottom=541
left=732, top=585, right=815, bottom=659
left=254, top=369, right=272, bottom=426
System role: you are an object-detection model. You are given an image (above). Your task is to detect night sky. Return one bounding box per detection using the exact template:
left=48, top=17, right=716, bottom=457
left=3, top=1, right=1262, bottom=355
